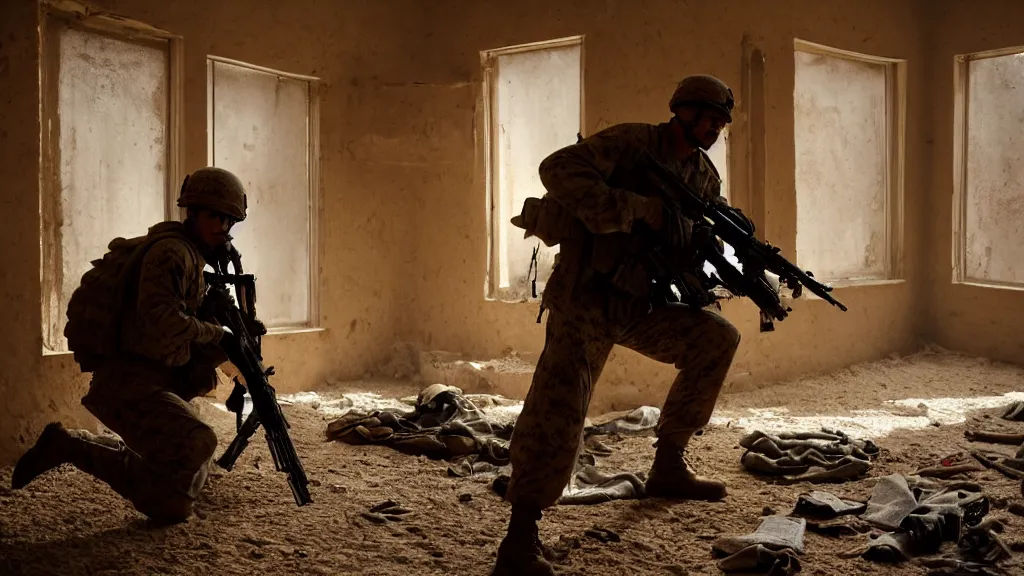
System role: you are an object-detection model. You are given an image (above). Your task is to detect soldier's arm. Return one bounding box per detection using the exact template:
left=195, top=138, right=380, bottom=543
left=538, top=126, right=657, bottom=235
left=135, top=240, right=226, bottom=351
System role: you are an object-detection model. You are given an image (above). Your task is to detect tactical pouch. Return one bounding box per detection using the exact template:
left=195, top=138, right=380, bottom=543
left=609, top=258, right=652, bottom=299
left=510, top=196, right=579, bottom=247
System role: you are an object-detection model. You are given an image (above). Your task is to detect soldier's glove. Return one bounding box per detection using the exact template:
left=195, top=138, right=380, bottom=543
left=638, top=196, right=665, bottom=231
left=200, top=285, right=234, bottom=321
left=217, top=325, right=243, bottom=361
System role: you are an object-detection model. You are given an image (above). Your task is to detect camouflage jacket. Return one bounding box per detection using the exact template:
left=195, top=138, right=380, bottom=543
left=537, top=121, right=724, bottom=324
left=119, top=221, right=225, bottom=368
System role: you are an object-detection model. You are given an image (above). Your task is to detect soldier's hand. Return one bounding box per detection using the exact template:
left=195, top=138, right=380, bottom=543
left=641, top=197, right=664, bottom=230
left=218, top=325, right=242, bottom=358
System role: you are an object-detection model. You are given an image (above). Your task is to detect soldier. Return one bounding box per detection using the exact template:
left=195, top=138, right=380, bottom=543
left=493, top=75, right=743, bottom=575
left=11, top=167, right=248, bottom=524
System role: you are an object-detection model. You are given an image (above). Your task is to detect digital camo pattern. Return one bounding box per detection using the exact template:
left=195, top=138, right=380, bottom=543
left=18, top=225, right=226, bottom=523
left=119, top=228, right=225, bottom=368
left=506, top=122, right=739, bottom=510
left=505, top=301, right=740, bottom=510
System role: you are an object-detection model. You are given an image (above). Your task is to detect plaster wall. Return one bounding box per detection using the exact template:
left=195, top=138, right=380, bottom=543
left=0, top=0, right=428, bottom=462
left=406, top=0, right=931, bottom=413
left=924, top=0, right=1024, bottom=363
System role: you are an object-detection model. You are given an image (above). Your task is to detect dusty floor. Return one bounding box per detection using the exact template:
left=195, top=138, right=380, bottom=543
left=2, top=347, right=1024, bottom=576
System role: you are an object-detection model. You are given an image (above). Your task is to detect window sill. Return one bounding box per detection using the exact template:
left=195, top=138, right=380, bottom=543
left=955, top=280, right=1024, bottom=293
left=40, top=326, right=327, bottom=356
left=822, top=278, right=906, bottom=289
left=264, top=326, right=327, bottom=336
left=788, top=278, right=905, bottom=304
left=485, top=295, right=543, bottom=305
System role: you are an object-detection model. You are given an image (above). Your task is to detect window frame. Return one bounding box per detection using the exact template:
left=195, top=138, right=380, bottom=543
left=206, top=55, right=323, bottom=332
left=480, top=35, right=586, bottom=303
left=951, top=46, right=1024, bottom=289
left=792, top=39, right=907, bottom=286
left=38, top=3, right=184, bottom=355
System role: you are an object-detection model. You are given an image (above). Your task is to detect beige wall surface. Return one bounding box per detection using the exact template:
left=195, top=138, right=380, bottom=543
left=11, top=0, right=1022, bottom=463
left=924, top=0, right=1024, bottom=363
left=404, top=0, right=929, bottom=413
left=0, top=0, right=430, bottom=462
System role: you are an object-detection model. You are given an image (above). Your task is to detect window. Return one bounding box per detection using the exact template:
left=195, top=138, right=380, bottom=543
left=207, top=57, right=320, bottom=330
left=953, top=49, right=1024, bottom=286
left=482, top=36, right=584, bottom=301
left=706, top=128, right=730, bottom=202
left=793, top=40, right=905, bottom=283
left=39, top=12, right=181, bottom=354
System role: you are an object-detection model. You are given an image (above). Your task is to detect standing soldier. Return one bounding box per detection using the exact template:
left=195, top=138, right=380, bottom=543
left=493, top=75, right=742, bottom=575
left=12, top=167, right=248, bottom=524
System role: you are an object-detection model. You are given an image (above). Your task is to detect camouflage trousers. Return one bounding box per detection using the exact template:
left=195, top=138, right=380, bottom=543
left=505, top=301, right=741, bottom=510
left=69, top=356, right=218, bottom=523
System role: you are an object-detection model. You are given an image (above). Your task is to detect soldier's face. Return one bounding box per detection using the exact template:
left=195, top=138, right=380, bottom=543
left=194, top=208, right=236, bottom=247
left=690, top=110, right=729, bottom=149
left=676, top=106, right=729, bottom=150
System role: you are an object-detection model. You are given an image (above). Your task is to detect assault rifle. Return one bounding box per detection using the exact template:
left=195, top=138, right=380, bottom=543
left=640, top=150, right=847, bottom=331
left=202, top=266, right=312, bottom=507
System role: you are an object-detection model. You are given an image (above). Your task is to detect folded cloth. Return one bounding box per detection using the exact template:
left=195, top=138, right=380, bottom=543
left=841, top=531, right=915, bottom=563
left=584, top=406, right=661, bottom=436
left=713, top=516, right=807, bottom=556
left=805, top=517, right=874, bottom=538
left=559, top=466, right=647, bottom=505
left=491, top=464, right=646, bottom=505
left=717, top=544, right=802, bottom=575
left=740, top=428, right=878, bottom=484
left=793, top=490, right=867, bottom=518
left=862, top=475, right=921, bottom=530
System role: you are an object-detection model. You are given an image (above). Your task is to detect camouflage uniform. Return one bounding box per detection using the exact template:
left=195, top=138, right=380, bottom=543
left=504, top=122, right=741, bottom=511
left=15, top=222, right=226, bottom=523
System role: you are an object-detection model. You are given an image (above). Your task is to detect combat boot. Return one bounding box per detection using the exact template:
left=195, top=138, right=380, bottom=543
left=645, top=439, right=727, bottom=501
left=12, top=422, right=74, bottom=489
left=491, top=506, right=556, bottom=576
left=13, top=422, right=133, bottom=496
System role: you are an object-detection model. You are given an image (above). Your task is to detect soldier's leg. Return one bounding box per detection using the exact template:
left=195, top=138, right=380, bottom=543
left=617, top=303, right=741, bottom=500
left=13, top=384, right=217, bottom=524
left=83, top=388, right=218, bottom=522
left=494, top=306, right=615, bottom=576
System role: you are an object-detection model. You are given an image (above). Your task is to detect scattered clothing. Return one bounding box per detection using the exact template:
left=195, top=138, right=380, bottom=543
left=838, top=475, right=992, bottom=566
left=325, top=384, right=660, bottom=506
left=712, top=516, right=806, bottom=574
left=584, top=406, right=662, bottom=436
left=970, top=451, right=1024, bottom=480
left=1001, top=401, right=1024, bottom=422
left=804, top=517, right=874, bottom=538
left=717, top=544, right=802, bottom=575
left=739, top=429, right=878, bottom=484
left=491, top=463, right=647, bottom=506
left=920, top=557, right=1007, bottom=576
left=793, top=490, right=866, bottom=518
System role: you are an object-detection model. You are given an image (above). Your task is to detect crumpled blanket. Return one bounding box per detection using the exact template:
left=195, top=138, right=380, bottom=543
left=739, top=428, right=879, bottom=484
left=326, top=384, right=660, bottom=505
left=839, top=475, right=991, bottom=564
left=489, top=464, right=648, bottom=505
left=325, top=384, right=514, bottom=465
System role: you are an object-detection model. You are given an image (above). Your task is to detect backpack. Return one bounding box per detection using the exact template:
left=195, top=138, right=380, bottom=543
left=63, top=224, right=191, bottom=373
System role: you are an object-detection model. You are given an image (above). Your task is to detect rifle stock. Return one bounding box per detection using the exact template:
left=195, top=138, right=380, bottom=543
left=203, top=271, right=313, bottom=507
left=641, top=151, right=847, bottom=329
